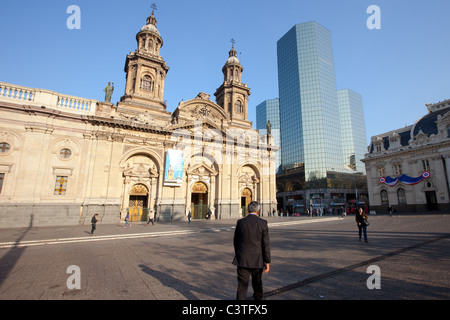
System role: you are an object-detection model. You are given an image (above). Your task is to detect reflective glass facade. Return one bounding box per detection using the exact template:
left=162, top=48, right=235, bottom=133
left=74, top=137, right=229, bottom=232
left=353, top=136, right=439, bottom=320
left=337, top=89, right=367, bottom=174
left=256, top=98, right=281, bottom=173
left=277, top=21, right=345, bottom=181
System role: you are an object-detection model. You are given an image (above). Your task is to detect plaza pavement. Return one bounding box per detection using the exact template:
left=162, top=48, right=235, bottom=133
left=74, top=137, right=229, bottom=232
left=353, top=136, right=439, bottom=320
left=0, top=212, right=449, bottom=301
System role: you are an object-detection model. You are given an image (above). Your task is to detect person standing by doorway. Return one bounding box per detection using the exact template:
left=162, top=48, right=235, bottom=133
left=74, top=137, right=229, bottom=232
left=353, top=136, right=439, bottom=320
left=232, top=201, right=271, bottom=300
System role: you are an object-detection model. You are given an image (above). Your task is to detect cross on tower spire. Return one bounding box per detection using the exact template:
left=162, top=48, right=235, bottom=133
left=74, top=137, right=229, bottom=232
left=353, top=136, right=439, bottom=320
left=151, top=3, right=157, bottom=14
left=231, top=38, right=236, bottom=48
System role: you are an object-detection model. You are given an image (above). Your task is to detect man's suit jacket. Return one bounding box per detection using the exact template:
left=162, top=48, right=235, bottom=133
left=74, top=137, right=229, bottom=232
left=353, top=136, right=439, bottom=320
left=232, top=214, right=271, bottom=269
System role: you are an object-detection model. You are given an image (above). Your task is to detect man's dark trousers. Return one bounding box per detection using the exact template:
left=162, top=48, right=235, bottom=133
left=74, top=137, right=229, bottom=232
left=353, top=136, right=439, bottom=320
left=237, top=267, right=264, bottom=300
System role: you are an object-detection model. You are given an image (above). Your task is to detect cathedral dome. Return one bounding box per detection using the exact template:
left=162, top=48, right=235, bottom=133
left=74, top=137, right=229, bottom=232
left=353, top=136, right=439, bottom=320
left=226, top=55, right=240, bottom=65
left=225, top=46, right=240, bottom=65
left=140, top=23, right=160, bottom=36
left=139, top=11, right=160, bottom=37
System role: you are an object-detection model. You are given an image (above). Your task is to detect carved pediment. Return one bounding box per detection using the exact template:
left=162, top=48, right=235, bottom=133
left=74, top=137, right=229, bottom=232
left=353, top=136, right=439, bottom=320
left=186, top=163, right=218, bottom=176
left=165, top=116, right=227, bottom=141
left=436, top=110, right=450, bottom=139
left=118, top=111, right=155, bottom=125
left=172, top=96, right=229, bottom=124
left=191, top=105, right=213, bottom=119
left=410, top=130, right=429, bottom=146
left=239, top=172, right=259, bottom=185
left=123, top=163, right=159, bottom=178
left=196, top=92, right=210, bottom=100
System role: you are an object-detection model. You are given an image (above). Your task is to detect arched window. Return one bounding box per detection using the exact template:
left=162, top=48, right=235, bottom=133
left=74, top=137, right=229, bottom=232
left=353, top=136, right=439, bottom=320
left=380, top=189, right=389, bottom=205
left=397, top=188, right=406, bottom=205
left=236, top=100, right=243, bottom=113
left=141, top=75, right=154, bottom=92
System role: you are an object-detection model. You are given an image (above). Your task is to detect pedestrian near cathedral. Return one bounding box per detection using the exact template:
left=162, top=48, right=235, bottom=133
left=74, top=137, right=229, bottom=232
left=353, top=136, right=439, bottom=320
left=146, top=210, right=154, bottom=226
left=124, top=212, right=131, bottom=228
left=355, top=207, right=369, bottom=243
left=90, top=213, right=99, bottom=235
left=388, top=205, right=393, bottom=217
left=232, top=201, right=271, bottom=300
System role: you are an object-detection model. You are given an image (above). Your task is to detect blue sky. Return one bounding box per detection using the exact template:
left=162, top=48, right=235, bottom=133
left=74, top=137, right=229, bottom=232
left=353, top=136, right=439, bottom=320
left=1, top=0, right=449, bottom=145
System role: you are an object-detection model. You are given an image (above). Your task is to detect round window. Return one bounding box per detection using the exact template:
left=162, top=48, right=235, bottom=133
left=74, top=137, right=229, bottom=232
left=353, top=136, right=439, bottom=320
left=60, top=148, right=72, bottom=159
left=0, top=142, right=11, bottom=154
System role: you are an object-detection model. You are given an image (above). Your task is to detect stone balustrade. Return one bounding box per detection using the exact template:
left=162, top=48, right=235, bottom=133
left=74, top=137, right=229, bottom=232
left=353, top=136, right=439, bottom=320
left=0, top=81, right=98, bottom=115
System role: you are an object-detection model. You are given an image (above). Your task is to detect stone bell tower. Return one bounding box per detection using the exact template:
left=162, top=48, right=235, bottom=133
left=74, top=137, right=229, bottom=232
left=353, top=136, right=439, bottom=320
left=214, top=40, right=252, bottom=127
left=119, top=6, right=169, bottom=112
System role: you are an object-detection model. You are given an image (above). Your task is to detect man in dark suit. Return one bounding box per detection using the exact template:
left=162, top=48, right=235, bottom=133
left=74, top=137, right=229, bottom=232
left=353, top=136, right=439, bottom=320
left=233, top=201, right=271, bottom=300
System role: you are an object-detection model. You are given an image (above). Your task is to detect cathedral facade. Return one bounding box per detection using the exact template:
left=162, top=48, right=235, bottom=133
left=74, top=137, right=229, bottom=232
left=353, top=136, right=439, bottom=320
left=0, top=11, right=278, bottom=227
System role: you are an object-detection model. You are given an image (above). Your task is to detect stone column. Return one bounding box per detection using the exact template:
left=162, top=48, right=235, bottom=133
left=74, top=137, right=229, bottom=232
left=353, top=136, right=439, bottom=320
left=439, top=148, right=450, bottom=202
left=210, top=175, right=216, bottom=218
left=150, top=176, right=158, bottom=212
left=121, top=176, right=131, bottom=220
left=185, top=175, right=192, bottom=216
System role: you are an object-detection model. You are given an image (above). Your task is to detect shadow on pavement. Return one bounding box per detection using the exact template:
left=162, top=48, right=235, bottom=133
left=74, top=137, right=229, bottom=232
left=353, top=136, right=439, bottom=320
left=0, top=215, right=34, bottom=287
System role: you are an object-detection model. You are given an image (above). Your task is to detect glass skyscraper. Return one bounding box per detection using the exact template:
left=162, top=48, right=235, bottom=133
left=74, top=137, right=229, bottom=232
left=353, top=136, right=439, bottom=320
left=337, top=89, right=367, bottom=174
left=277, top=21, right=368, bottom=182
left=256, top=21, right=368, bottom=212
left=256, top=98, right=281, bottom=174
left=277, top=21, right=346, bottom=182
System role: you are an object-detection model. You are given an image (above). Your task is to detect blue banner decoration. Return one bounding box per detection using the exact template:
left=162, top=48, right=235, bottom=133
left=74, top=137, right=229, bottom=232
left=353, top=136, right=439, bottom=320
left=164, top=149, right=184, bottom=187
left=379, top=172, right=430, bottom=187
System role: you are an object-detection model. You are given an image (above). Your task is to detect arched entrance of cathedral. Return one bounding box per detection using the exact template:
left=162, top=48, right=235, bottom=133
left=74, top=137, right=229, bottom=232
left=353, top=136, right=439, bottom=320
left=241, top=188, right=252, bottom=217
left=128, top=184, right=149, bottom=222
left=191, top=181, right=209, bottom=219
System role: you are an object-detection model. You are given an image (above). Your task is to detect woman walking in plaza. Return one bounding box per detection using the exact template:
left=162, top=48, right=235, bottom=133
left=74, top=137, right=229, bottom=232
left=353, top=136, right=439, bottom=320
left=124, top=212, right=131, bottom=228
left=355, top=207, right=369, bottom=243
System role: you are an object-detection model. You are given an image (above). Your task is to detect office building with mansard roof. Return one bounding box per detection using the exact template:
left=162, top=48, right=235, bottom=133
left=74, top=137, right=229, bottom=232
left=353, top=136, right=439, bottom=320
left=362, top=99, right=450, bottom=213
left=0, top=10, right=278, bottom=227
